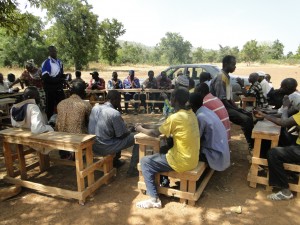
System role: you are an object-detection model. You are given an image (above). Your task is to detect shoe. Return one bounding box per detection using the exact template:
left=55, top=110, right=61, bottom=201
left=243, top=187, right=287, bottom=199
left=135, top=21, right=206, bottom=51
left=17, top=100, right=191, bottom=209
left=113, top=159, right=126, bottom=168
left=126, top=167, right=139, bottom=177
left=267, top=191, right=293, bottom=200
left=136, top=198, right=162, bottom=209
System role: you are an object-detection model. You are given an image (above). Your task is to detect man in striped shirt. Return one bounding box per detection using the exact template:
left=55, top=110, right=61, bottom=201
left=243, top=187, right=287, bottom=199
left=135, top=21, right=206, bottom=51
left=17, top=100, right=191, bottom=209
left=195, top=82, right=231, bottom=141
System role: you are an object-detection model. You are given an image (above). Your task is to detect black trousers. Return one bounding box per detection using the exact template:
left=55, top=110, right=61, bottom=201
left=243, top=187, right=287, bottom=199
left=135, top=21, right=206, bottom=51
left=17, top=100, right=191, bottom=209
left=45, top=89, right=65, bottom=120
left=226, top=107, right=254, bottom=148
left=267, top=145, right=300, bottom=189
left=124, top=92, right=146, bottom=111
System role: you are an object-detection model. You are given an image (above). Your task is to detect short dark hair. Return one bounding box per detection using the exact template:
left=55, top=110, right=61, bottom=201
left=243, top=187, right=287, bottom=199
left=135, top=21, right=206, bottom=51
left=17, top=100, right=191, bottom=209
left=199, top=72, right=211, bottom=83
left=189, top=92, right=203, bottom=112
left=172, top=87, right=190, bottom=106
left=281, top=78, right=298, bottom=95
left=75, top=70, right=81, bottom=78
left=107, top=90, right=121, bottom=101
left=194, top=83, right=209, bottom=97
left=23, top=86, right=40, bottom=103
left=70, top=80, right=86, bottom=97
left=222, top=55, right=236, bottom=65
left=148, top=70, right=154, bottom=76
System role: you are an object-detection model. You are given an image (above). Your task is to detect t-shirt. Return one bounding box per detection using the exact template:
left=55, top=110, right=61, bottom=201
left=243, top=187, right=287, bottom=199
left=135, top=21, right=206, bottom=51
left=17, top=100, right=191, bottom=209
left=292, top=111, right=300, bottom=145
left=210, top=70, right=233, bottom=101
left=159, top=109, right=200, bottom=172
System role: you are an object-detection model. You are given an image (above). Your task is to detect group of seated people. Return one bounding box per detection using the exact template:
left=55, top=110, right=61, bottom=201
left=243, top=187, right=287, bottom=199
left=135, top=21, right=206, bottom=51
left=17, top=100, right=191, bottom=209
left=5, top=54, right=300, bottom=209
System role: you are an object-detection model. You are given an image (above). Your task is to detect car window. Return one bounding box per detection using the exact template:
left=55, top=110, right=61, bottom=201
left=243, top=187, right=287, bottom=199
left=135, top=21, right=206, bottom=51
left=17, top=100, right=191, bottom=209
left=166, top=67, right=185, bottom=80
left=188, top=67, right=208, bottom=80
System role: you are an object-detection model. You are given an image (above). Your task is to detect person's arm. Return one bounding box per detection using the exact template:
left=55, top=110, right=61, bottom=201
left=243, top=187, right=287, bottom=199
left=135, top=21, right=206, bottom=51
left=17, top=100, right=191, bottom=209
left=97, top=79, right=105, bottom=90
left=8, top=78, right=21, bottom=88
left=29, top=105, right=54, bottom=134
left=135, top=124, right=161, bottom=137
left=256, top=108, right=296, bottom=128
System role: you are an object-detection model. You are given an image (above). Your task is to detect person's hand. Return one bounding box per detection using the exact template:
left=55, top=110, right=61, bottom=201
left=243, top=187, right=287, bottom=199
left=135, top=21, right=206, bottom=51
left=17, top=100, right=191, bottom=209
left=282, top=95, right=291, bottom=108
left=135, top=123, right=143, bottom=132
left=253, top=108, right=264, bottom=117
left=236, top=77, right=244, bottom=87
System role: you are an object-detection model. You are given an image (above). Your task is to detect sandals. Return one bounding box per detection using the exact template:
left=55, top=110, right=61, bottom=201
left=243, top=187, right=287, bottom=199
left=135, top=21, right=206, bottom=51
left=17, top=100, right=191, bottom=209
left=136, top=199, right=162, bottom=209
left=267, top=191, right=293, bottom=201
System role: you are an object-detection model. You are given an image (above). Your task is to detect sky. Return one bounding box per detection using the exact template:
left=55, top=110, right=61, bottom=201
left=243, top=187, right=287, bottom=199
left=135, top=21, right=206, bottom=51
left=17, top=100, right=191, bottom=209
left=19, top=0, right=300, bottom=54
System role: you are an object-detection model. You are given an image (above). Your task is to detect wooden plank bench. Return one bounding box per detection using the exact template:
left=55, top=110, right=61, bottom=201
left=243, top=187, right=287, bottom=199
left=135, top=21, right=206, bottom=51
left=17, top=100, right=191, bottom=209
left=0, top=128, right=116, bottom=204
left=240, top=96, right=256, bottom=110
left=134, top=132, right=214, bottom=206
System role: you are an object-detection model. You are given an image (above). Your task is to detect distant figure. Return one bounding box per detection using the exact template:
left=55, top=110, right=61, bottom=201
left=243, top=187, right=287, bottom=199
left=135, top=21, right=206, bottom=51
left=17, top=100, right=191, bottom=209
left=10, top=86, right=53, bottom=134
left=237, top=72, right=267, bottom=107
left=265, top=74, right=273, bottom=85
left=190, top=92, right=230, bottom=171
left=41, top=46, right=66, bottom=119
left=87, top=71, right=105, bottom=90
left=257, top=71, right=272, bottom=98
left=107, top=71, right=123, bottom=112
left=0, top=73, right=10, bottom=92
left=210, top=55, right=254, bottom=151
left=143, top=70, right=158, bottom=114
left=198, top=72, right=212, bottom=90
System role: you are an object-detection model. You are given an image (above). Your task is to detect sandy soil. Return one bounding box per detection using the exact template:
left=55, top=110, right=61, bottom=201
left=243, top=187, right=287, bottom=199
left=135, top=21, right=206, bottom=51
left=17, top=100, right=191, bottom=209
left=0, top=64, right=300, bottom=225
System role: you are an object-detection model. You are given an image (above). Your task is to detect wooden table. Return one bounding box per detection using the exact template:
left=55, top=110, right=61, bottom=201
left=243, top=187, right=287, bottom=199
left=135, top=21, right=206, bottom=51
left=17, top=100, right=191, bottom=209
left=247, top=120, right=280, bottom=188
left=0, top=128, right=116, bottom=204
left=240, top=96, right=256, bottom=110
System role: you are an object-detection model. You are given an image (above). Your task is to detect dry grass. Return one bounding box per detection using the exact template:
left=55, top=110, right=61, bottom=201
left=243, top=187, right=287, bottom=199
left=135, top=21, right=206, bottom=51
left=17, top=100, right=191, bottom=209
left=1, top=63, right=299, bottom=89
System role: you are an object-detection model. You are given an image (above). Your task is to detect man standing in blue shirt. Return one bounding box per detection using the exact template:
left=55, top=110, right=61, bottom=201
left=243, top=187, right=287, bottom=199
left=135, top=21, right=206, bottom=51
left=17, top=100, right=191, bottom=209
left=41, top=46, right=65, bottom=119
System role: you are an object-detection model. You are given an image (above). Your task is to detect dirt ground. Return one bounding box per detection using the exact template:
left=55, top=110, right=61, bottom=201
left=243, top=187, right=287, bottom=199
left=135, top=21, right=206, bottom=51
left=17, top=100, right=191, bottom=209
left=0, top=64, right=300, bottom=225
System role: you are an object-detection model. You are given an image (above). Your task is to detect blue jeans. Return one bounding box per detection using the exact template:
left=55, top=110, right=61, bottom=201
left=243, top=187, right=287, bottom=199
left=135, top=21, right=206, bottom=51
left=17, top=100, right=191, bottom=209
left=140, top=153, right=173, bottom=198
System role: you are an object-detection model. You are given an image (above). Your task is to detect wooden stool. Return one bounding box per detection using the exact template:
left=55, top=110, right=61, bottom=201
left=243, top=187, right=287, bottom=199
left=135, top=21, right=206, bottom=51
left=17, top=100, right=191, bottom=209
left=241, top=96, right=256, bottom=110
left=135, top=132, right=214, bottom=206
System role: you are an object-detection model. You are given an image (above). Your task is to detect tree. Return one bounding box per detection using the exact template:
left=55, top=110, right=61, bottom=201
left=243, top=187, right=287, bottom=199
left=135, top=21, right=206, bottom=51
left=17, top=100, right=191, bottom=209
left=270, top=39, right=284, bottom=60
left=218, top=45, right=239, bottom=62
left=116, top=42, right=149, bottom=64
left=241, top=40, right=260, bottom=64
left=192, top=47, right=204, bottom=63
left=203, top=49, right=218, bottom=63
left=0, top=15, right=46, bottom=67
left=157, top=32, right=192, bottom=64
left=99, top=18, right=126, bottom=65
left=40, top=0, right=100, bottom=70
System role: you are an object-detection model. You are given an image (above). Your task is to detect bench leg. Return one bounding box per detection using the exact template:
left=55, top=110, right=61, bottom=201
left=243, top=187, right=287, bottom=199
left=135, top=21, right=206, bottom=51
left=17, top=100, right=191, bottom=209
left=85, top=146, right=95, bottom=187
left=187, top=180, right=196, bottom=206
left=16, top=144, right=27, bottom=179
left=3, top=142, right=14, bottom=177
left=75, top=150, right=85, bottom=204
left=38, top=152, right=50, bottom=172
left=180, top=179, right=188, bottom=204
left=249, top=138, right=262, bottom=188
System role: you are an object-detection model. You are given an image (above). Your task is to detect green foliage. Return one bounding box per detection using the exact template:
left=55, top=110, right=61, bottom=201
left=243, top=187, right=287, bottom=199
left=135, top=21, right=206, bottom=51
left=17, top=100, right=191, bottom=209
left=157, top=32, right=192, bottom=64
left=99, top=18, right=126, bottom=65
left=192, top=47, right=204, bottom=63
left=270, top=39, right=284, bottom=60
left=116, top=42, right=151, bottom=64
left=203, top=49, right=218, bottom=63
left=0, top=15, right=47, bottom=67
left=40, top=0, right=100, bottom=70
left=218, top=45, right=239, bottom=62
left=241, top=40, right=260, bottom=64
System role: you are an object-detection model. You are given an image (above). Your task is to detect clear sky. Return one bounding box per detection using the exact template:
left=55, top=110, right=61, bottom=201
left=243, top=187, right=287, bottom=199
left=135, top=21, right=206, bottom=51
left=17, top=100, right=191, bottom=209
left=19, top=0, right=300, bottom=54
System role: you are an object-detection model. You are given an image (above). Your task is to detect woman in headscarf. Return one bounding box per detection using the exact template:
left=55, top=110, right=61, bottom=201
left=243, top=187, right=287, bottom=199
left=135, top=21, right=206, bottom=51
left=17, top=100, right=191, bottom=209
left=9, top=59, right=46, bottom=112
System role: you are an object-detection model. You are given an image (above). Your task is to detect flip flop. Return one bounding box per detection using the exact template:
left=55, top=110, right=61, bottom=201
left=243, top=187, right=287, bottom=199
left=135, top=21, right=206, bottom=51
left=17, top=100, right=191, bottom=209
left=267, top=191, right=293, bottom=201
left=136, top=199, right=162, bottom=209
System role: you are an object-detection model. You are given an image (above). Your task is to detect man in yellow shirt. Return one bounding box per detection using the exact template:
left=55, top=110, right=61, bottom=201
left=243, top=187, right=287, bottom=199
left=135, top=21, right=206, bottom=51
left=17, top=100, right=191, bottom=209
left=255, top=78, right=299, bottom=200
left=135, top=87, right=200, bottom=208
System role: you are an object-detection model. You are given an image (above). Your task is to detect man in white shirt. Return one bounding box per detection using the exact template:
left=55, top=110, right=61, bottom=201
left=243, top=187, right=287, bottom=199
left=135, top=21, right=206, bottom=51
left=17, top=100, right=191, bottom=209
left=257, top=71, right=272, bottom=98
left=10, top=86, right=53, bottom=134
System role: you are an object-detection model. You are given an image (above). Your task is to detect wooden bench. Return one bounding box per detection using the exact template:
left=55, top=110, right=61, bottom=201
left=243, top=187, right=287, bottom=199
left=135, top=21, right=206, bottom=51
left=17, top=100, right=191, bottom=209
left=241, top=96, right=256, bottom=110
left=0, top=98, right=16, bottom=124
left=0, top=128, right=116, bottom=204
left=134, top=132, right=214, bottom=206
left=247, top=120, right=300, bottom=196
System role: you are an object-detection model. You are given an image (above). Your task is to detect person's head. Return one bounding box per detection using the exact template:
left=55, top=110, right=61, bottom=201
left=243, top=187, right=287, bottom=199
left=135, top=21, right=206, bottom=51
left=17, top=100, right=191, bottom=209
left=25, top=59, right=35, bottom=72
left=75, top=70, right=81, bottom=78
left=289, top=92, right=300, bottom=111
left=186, top=71, right=190, bottom=77
left=170, top=87, right=190, bottom=108
left=0, top=73, right=3, bottom=83
left=265, top=74, right=271, bottom=83
left=107, top=90, right=121, bottom=109
left=175, top=75, right=189, bottom=88
left=7, top=73, right=16, bottom=83
left=189, top=92, right=204, bottom=113
left=90, top=71, right=99, bottom=80
left=222, top=55, right=236, bottom=73
left=148, top=70, right=154, bottom=80
left=129, top=70, right=135, bottom=80
left=248, top=73, right=259, bottom=84
left=161, top=71, right=167, bottom=80
left=194, top=82, right=210, bottom=98
left=280, top=78, right=298, bottom=95
left=177, top=70, right=183, bottom=77
left=70, top=80, right=86, bottom=99
left=199, top=72, right=212, bottom=83
left=112, top=71, right=118, bottom=80
left=23, top=86, right=40, bottom=104
left=257, top=71, right=266, bottom=82
left=48, top=45, right=57, bottom=59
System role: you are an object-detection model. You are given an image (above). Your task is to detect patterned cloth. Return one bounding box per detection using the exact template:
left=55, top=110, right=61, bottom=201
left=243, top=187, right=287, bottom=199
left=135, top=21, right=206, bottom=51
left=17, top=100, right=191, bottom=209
left=203, top=93, right=231, bottom=141
left=143, top=77, right=158, bottom=89
left=123, top=76, right=140, bottom=89
left=107, top=79, right=123, bottom=89
left=56, top=94, right=91, bottom=134
left=247, top=81, right=267, bottom=107
left=156, top=75, right=172, bottom=89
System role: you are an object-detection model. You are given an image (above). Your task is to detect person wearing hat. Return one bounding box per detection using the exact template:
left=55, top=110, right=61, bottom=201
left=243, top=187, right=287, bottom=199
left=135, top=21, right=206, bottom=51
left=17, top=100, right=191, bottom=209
left=123, top=70, right=142, bottom=115
left=257, top=71, right=272, bottom=98
left=41, top=46, right=66, bottom=119
left=87, top=71, right=105, bottom=90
